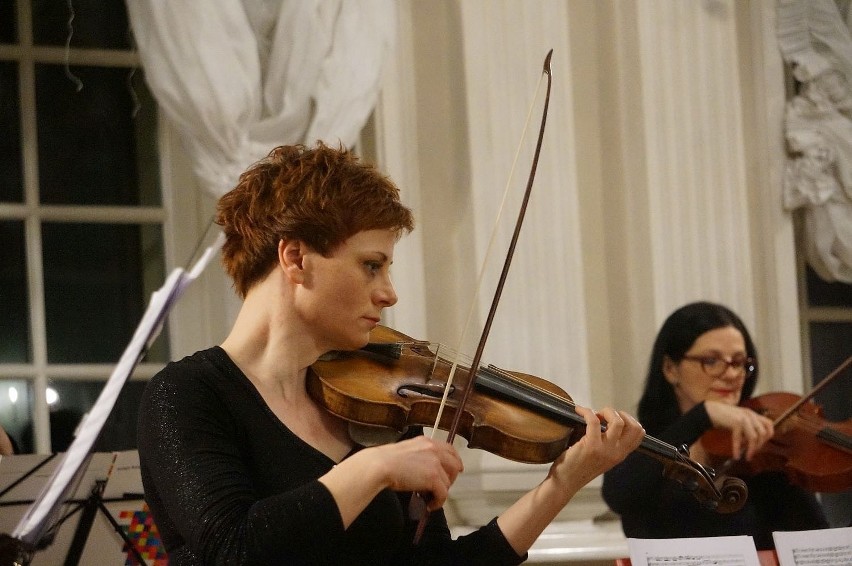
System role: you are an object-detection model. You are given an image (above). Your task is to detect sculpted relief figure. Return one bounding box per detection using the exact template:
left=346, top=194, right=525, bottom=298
left=780, top=0, right=852, bottom=283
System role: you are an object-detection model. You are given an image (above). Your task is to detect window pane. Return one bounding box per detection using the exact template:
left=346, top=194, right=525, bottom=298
left=0, top=221, right=30, bottom=362
left=32, top=0, right=130, bottom=49
left=48, top=380, right=145, bottom=452
left=35, top=64, right=160, bottom=206
left=806, top=266, right=852, bottom=308
left=42, top=223, right=168, bottom=364
left=0, top=380, right=33, bottom=454
left=0, top=1, right=15, bottom=44
left=809, top=322, right=852, bottom=422
left=0, top=62, right=22, bottom=203
left=807, top=322, right=852, bottom=528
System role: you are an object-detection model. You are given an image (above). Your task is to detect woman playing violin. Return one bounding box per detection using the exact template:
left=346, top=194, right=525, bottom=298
left=137, top=141, right=645, bottom=565
left=602, top=301, right=829, bottom=550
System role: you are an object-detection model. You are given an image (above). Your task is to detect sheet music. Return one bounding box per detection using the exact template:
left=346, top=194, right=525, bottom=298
left=101, top=450, right=143, bottom=500
left=773, top=527, right=852, bottom=566
left=10, top=233, right=224, bottom=547
left=0, top=453, right=115, bottom=503
left=628, top=536, right=762, bottom=566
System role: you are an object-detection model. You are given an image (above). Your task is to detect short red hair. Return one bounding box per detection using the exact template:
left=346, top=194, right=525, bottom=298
left=215, top=142, right=414, bottom=298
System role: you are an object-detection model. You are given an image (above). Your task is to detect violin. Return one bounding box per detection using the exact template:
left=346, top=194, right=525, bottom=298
left=700, top=391, right=852, bottom=493
left=309, top=325, right=748, bottom=513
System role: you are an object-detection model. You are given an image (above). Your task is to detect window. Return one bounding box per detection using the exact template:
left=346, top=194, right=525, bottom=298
left=794, top=217, right=852, bottom=529
left=0, top=0, right=166, bottom=454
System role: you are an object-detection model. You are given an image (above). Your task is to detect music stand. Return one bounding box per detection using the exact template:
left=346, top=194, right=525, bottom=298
left=0, top=445, right=166, bottom=565
left=0, top=234, right=223, bottom=565
left=0, top=452, right=117, bottom=564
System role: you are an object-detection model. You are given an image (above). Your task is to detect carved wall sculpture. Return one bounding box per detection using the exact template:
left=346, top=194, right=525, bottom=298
left=779, top=0, right=852, bottom=283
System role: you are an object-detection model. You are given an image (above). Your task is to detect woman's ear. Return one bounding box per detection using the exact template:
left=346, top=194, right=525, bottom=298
left=662, top=356, right=680, bottom=386
left=279, top=239, right=305, bottom=283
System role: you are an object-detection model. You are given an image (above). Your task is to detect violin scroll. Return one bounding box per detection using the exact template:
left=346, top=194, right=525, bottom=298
left=640, top=441, right=747, bottom=514
left=714, top=475, right=749, bottom=514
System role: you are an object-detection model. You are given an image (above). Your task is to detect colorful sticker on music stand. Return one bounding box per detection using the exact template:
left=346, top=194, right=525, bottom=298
left=119, top=503, right=168, bottom=565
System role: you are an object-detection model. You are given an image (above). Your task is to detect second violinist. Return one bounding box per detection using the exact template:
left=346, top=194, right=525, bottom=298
left=136, top=142, right=645, bottom=565
left=602, top=301, right=829, bottom=550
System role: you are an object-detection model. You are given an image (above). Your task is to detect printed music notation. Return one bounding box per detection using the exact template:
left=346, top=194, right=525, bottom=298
left=773, top=527, right=852, bottom=566
left=627, top=536, right=761, bottom=566
left=626, top=527, right=852, bottom=566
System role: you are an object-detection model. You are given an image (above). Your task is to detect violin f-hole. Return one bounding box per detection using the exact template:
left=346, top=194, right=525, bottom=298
left=397, top=382, right=455, bottom=399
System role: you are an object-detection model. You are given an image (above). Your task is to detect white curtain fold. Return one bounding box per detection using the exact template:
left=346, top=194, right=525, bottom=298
left=778, top=0, right=852, bottom=282
left=125, top=0, right=396, bottom=196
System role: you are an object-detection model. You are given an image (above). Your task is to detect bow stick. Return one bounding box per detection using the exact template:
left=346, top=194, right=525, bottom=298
left=411, top=49, right=554, bottom=543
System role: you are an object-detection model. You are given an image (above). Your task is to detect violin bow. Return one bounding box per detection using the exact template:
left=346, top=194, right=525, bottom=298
left=770, top=355, right=852, bottom=428
left=411, top=49, right=554, bottom=543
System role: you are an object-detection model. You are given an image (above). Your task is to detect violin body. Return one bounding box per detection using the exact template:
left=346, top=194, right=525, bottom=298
left=309, top=325, right=583, bottom=464
left=701, top=392, right=852, bottom=493
left=310, top=325, right=748, bottom=513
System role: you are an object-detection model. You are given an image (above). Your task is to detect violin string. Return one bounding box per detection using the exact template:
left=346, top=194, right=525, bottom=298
left=412, top=342, right=683, bottom=452
left=475, top=362, right=695, bottom=457
left=784, top=415, right=821, bottom=434
left=485, top=365, right=573, bottom=404
left=417, top=345, right=677, bottom=451
left=414, top=341, right=574, bottom=407
left=782, top=412, right=852, bottom=452
left=772, top=355, right=852, bottom=426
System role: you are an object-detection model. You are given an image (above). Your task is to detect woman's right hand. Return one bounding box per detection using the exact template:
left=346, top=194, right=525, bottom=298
left=703, top=400, right=774, bottom=461
left=321, top=435, right=463, bottom=527
left=363, top=436, right=464, bottom=511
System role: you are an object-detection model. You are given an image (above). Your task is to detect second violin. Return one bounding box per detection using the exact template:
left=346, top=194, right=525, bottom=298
left=701, top=366, right=852, bottom=494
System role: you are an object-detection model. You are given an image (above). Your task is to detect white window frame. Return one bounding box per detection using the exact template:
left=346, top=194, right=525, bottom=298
left=0, top=1, right=185, bottom=454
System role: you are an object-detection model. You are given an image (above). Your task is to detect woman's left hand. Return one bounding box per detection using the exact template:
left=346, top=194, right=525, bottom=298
left=495, top=406, right=644, bottom=555
left=547, top=406, right=644, bottom=495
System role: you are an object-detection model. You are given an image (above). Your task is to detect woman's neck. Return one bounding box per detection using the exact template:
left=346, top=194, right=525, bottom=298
left=221, top=281, right=320, bottom=396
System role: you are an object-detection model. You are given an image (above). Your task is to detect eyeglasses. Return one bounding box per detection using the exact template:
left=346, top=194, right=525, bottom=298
left=681, top=355, right=756, bottom=379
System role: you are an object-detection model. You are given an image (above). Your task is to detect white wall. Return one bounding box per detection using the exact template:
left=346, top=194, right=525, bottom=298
left=377, top=0, right=801, bottom=419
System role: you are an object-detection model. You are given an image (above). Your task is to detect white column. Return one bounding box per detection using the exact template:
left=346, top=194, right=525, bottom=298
left=456, top=0, right=591, bottom=408
left=602, top=0, right=799, bottom=400
left=637, top=1, right=756, bottom=317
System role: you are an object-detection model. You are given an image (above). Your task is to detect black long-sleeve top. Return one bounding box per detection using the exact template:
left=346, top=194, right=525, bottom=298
left=137, top=346, right=526, bottom=565
left=601, top=402, right=828, bottom=550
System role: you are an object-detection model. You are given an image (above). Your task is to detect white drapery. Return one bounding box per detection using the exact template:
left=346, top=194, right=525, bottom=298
left=125, top=0, right=396, bottom=196
left=778, top=0, right=852, bottom=283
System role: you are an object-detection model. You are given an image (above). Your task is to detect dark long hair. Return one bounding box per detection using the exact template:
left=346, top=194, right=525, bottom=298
left=636, top=301, right=759, bottom=434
